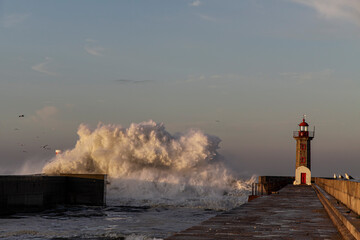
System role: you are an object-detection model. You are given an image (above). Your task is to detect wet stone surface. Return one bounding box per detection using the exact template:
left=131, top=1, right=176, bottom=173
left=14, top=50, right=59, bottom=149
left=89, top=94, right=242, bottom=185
left=166, top=185, right=342, bottom=240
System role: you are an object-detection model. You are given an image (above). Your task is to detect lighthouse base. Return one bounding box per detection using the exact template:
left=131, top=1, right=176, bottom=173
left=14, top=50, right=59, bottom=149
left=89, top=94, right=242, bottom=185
left=294, top=166, right=311, bottom=185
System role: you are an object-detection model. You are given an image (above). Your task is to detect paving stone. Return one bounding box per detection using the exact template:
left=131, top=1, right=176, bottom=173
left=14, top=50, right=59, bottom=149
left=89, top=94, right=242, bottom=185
left=166, top=185, right=342, bottom=240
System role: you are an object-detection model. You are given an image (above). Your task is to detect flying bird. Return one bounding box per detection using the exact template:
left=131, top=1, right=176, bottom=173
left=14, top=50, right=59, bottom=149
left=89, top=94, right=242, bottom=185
left=41, top=144, right=51, bottom=150
left=18, top=114, right=24, bottom=117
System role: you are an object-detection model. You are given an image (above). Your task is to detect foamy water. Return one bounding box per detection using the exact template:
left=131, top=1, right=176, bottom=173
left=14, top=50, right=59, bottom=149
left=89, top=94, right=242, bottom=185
left=1, top=121, right=255, bottom=239
left=42, top=120, right=254, bottom=208
left=0, top=184, right=252, bottom=240
left=0, top=204, right=218, bottom=239
left=0, top=188, right=253, bottom=240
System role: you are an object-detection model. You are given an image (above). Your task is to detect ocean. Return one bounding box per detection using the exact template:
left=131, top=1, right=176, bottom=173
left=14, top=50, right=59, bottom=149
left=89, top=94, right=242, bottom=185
left=1, top=121, right=254, bottom=239
left=0, top=183, right=252, bottom=240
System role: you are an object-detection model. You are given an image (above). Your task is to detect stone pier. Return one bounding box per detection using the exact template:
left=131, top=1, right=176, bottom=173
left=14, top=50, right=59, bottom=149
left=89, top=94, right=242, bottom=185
left=166, top=185, right=344, bottom=239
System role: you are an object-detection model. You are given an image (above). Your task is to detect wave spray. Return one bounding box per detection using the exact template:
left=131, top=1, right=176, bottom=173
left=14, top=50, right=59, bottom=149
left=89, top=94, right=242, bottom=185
left=43, top=120, right=254, bottom=209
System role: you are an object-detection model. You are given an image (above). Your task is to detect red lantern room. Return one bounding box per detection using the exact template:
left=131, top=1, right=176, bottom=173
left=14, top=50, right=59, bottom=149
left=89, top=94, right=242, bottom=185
left=298, top=118, right=309, bottom=137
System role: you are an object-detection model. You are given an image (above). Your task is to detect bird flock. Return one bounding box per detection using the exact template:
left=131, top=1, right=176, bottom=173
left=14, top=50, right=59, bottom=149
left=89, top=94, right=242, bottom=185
left=333, top=173, right=354, bottom=180
left=16, top=114, right=52, bottom=154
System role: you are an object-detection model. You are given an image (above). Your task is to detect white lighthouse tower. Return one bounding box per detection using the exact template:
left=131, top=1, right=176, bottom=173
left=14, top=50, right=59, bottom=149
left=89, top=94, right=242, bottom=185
left=293, top=116, right=314, bottom=185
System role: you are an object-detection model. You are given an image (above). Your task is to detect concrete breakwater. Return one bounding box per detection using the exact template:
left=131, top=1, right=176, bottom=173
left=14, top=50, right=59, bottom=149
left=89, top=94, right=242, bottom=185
left=0, top=174, right=106, bottom=214
left=257, top=176, right=294, bottom=194
left=315, top=177, right=360, bottom=216
left=167, top=176, right=360, bottom=239
left=166, top=184, right=342, bottom=239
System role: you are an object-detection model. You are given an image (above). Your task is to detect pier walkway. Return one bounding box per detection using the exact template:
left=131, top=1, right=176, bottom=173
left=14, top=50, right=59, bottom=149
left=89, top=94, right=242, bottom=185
left=166, top=185, right=343, bottom=240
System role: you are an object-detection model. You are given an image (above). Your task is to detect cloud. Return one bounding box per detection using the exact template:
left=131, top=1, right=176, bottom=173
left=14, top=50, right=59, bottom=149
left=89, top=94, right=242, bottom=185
left=182, top=74, right=241, bottom=92
left=292, top=0, right=360, bottom=26
left=189, top=0, right=201, bottom=7
left=184, top=74, right=242, bottom=83
left=2, top=13, right=30, bottom=28
left=30, top=106, right=59, bottom=127
left=280, top=69, right=334, bottom=84
left=85, top=38, right=97, bottom=43
left=85, top=46, right=104, bottom=56
left=31, top=57, right=57, bottom=76
left=198, top=14, right=217, bottom=22
left=185, top=74, right=206, bottom=83
left=84, top=39, right=104, bottom=56
left=115, top=79, right=153, bottom=84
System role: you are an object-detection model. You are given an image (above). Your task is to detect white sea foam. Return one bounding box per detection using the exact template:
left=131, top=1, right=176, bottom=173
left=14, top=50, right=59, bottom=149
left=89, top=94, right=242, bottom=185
left=42, top=120, right=255, bottom=209
left=125, top=234, right=163, bottom=240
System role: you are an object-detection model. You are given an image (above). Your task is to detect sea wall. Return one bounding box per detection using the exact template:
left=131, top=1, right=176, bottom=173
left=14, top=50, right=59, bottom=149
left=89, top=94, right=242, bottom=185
left=258, top=176, right=295, bottom=195
left=0, top=174, right=106, bottom=214
left=314, top=178, right=360, bottom=215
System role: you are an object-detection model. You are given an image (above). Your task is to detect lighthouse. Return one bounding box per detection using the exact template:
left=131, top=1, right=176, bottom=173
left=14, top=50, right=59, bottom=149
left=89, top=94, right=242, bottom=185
left=293, top=116, right=314, bottom=185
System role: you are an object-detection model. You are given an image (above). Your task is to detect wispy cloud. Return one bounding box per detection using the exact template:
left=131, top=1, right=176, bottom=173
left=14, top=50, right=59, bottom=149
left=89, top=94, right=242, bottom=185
left=2, top=13, right=30, bottom=28
left=185, top=74, right=242, bottom=83
left=115, top=79, right=153, bottom=84
left=185, top=74, right=206, bottom=83
left=280, top=69, right=334, bottom=84
left=198, top=14, right=217, bottom=22
left=189, top=0, right=201, bottom=7
left=30, top=106, right=59, bottom=125
left=292, top=0, right=360, bottom=26
left=84, top=38, right=104, bottom=56
left=31, top=57, right=57, bottom=76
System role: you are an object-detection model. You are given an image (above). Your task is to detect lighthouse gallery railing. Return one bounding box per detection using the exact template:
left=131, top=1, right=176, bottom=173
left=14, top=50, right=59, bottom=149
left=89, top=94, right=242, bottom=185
left=293, top=131, right=314, bottom=138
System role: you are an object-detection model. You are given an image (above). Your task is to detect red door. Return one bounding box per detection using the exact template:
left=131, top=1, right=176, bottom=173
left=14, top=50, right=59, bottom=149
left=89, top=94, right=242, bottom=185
left=301, top=173, right=306, bottom=184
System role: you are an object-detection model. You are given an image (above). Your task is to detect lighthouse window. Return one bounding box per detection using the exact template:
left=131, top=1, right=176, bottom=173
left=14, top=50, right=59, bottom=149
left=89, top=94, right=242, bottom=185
left=300, top=126, right=308, bottom=131
left=300, top=144, right=306, bottom=150
left=300, top=157, right=306, bottom=163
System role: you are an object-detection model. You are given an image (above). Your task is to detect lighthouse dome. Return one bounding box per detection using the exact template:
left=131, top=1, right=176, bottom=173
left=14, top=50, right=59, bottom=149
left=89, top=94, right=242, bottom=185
left=299, top=118, right=309, bottom=132
left=299, top=120, right=308, bottom=126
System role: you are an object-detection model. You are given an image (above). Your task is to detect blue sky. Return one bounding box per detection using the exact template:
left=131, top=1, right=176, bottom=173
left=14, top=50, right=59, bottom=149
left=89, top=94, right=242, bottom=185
left=1, top=0, right=360, bottom=177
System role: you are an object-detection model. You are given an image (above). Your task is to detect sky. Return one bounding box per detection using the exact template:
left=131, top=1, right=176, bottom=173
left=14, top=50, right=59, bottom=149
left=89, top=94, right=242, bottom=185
left=1, top=0, right=360, bottom=178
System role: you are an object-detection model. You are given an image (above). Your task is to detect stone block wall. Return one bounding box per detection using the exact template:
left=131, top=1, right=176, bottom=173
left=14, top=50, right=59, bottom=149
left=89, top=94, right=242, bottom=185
left=0, top=174, right=106, bottom=214
left=258, top=176, right=294, bottom=195
left=314, top=178, right=360, bottom=215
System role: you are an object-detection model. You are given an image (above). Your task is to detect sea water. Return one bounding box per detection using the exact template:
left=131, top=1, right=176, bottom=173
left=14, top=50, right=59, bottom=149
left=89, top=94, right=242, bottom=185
left=0, top=189, right=251, bottom=240
left=1, top=121, right=254, bottom=239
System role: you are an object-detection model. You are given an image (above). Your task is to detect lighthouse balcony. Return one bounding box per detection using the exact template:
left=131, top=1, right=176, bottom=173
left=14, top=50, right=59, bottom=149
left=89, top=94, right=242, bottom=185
left=293, top=131, right=314, bottom=138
